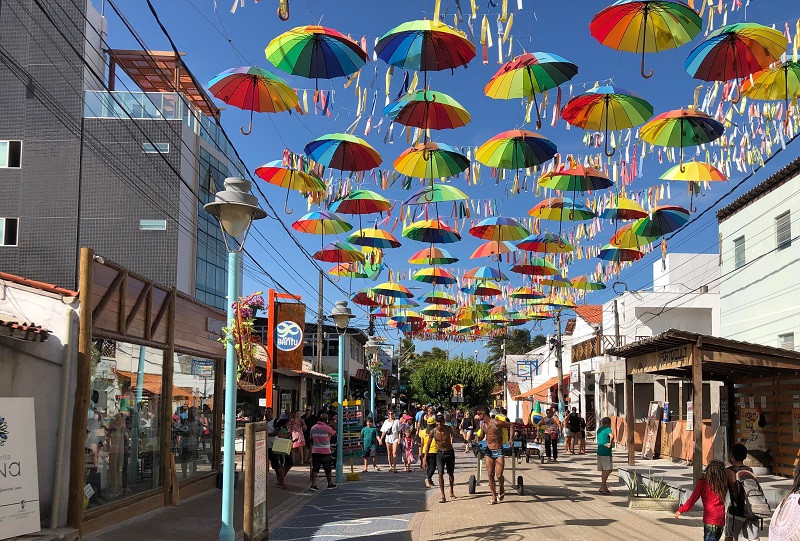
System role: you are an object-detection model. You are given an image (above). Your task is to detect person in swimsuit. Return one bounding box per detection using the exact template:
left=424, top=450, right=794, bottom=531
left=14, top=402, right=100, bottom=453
left=476, top=405, right=512, bottom=505
left=422, top=413, right=457, bottom=503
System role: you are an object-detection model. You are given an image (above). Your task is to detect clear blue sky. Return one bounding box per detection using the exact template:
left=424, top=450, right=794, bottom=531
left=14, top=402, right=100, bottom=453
left=109, top=0, right=798, bottom=358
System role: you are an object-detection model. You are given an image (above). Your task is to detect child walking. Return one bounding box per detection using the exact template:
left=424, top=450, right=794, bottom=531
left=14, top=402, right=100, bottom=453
left=402, top=426, right=415, bottom=472
left=674, top=460, right=728, bottom=541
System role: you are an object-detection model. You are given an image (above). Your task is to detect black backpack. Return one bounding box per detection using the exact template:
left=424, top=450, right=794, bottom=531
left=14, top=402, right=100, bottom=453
left=735, top=469, right=771, bottom=519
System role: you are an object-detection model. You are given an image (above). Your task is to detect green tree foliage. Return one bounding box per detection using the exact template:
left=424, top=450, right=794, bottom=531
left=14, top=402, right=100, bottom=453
left=409, top=356, right=495, bottom=407
left=486, top=330, right=546, bottom=366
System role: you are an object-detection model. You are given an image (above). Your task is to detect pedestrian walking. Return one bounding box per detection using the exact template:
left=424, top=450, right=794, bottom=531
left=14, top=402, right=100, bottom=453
left=538, top=408, right=561, bottom=462
left=578, top=413, right=587, bottom=454
left=597, top=416, right=614, bottom=495
left=288, top=410, right=306, bottom=466
left=309, top=414, right=337, bottom=490
left=566, top=407, right=582, bottom=454
left=476, top=405, right=512, bottom=505
left=420, top=417, right=438, bottom=487
left=460, top=409, right=474, bottom=453
left=301, top=407, right=316, bottom=464
left=725, top=444, right=763, bottom=541
left=360, top=418, right=380, bottom=472
left=675, top=460, right=728, bottom=541
left=769, top=461, right=800, bottom=541
left=422, top=413, right=457, bottom=503
left=379, top=411, right=401, bottom=472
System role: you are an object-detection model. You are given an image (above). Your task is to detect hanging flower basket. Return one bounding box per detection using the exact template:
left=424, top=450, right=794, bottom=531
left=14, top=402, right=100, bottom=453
left=221, top=292, right=270, bottom=392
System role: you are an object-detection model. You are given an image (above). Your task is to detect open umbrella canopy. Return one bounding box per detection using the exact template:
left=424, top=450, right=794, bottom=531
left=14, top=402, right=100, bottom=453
left=412, top=266, right=457, bottom=285
left=426, top=320, right=452, bottom=330
left=509, top=286, right=546, bottom=300
left=469, top=216, right=530, bottom=241
left=265, top=26, right=367, bottom=81
left=525, top=308, right=556, bottom=320
left=312, top=240, right=365, bottom=263
left=632, top=205, right=690, bottom=237
left=598, top=245, right=645, bottom=262
left=373, top=281, right=414, bottom=299
left=383, top=90, right=471, bottom=130
left=609, top=222, right=661, bottom=249
left=402, top=219, right=462, bottom=244
left=375, top=20, right=475, bottom=72
left=255, top=160, right=326, bottom=192
left=538, top=165, right=613, bottom=192
left=640, top=109, right=724, bottom=156
left=509, top=256, right=559, bottom=276
left=528, top=197, right=596, bottom=221
left=292, top=210, right=353, bottom=235
left=329, top=262, right=368, bottom=278
left=536, top=274, right=572, bottom=288
left=660, top=161, right=727, bottom=182
left=741, top=61, right=800, bottom=111
left=393, top=142, right=470, bottom=179
left=350, top=288, right=383, bottom=307
left=304, top=133, right=382, bottom=172
left=561, top=85, right=653, bottom=156
left=570, top=276, right=607, bottom=291
left=404, top=184, right=468, bottom=205
left=475, top=130, right=558, bottom=170
left=590, top=1, right=703, bottom=78
left=330, top=189, right=392, bottom=215
left=347, top=227, right=401, bottom=249
left=421, top=305, right=455, bottom=319
left=470, top=240, right=517, bottom=259
left=408, top=246, right=459, bottom=264
left=599, top=195, right=648, bottom=220
left=419, top=290, right=457, bottom=306
left=464, top=266, right=508, bottom=282
left=460, top=280, right=503, bottom=297
left=685, top=23, right=786, bottom=83
left=384, top=297, right=420, bottom=309
left=516, top=232, right=574, bottom=253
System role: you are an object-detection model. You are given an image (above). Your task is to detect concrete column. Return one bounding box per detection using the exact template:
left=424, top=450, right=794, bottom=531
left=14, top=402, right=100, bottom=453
left=691, top=342, right=703, bottom=483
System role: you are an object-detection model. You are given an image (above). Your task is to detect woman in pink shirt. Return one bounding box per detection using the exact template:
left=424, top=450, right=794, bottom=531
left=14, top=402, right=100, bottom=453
left=674, top=460, right=728, bottom=541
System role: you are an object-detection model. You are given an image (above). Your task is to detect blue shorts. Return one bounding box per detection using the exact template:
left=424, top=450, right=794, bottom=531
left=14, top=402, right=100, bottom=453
left=485, top=448, right=503, bottom=460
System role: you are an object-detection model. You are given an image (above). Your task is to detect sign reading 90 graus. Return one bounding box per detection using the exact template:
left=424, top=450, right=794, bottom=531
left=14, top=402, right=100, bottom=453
left=275, top=321, right=303, bottom=352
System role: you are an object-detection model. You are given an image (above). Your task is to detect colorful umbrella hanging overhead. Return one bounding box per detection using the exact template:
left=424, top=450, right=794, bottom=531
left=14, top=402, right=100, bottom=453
left=346, top=227, right=401, bottom=249
left=484, top=52, right=579, bottom=128
left=304, top=133, right=382, bottom=172
left=598, top=245, right=645, bottom=262
left=393, top=142, right=470, bottom=180
left=528, top=197, right=596, bottom=221
left=475, top=130, right=558, bottom=170
left=538, top=165, right=613, bottom=192
left=660, top=161, right=727, bottom=182
left=741, top=60, right=800, bottom=123
left=402, top=219, right=462, bottom=244
left=470, top=240, right=517, bottom=259
left=383, top=90, right=471, bottom=130
left=254, top=159, right=326, bottom=213
left=599, top=195, right=648, bottom=221
left=375, top=19, right=475, bottom=77
left=461, top=280, right=503, bottom=297
left=312, top=240, right=366, bottom=264
left=408, top=246, right=459, bottom=264
left=516, top=232, right=574, bottom=253
left=639, top=108, right=724, bottom=172
left=685, top=22, right=786, bottom=102
left=291, top=210, right=352, bottom=235
left=350, top=288, right=383, bottom=307
left=469, top=216, right=531, bottom=242
left=329, top=262, right=368, bottom=279
left=330, top=189, right=392, bottom=215
left=412, top=266, right=457, bottom=285
left=590, top=0, right=703, bottom=78
left=509, top=256, right=560, bottom=276
left=570, top=276, right=607, bottom=291
left=509, top=286, right=546, bottom=300
left=265, top=26, right=367, bottom=88
left=208, top=66, right=298, bottom=135
left=609, top=222, right=661, bottom=249
left=420, top=291, right=457, bottom=305
left=464, top=266, right=509, bottom=282
left=632, top=205, right=690, bottom=237
left=373, top=281, right=415, bottom=299
left=404, top=184, right=468, bottom=205
left=536, top=274, right=572, bottom=288
left=421, top=305, right=455, bottom=319
left=561, top=85, right=653, bottom=156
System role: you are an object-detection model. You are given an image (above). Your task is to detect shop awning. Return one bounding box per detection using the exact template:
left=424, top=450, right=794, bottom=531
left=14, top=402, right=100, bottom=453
left=515, top=375, right=569, bottom=401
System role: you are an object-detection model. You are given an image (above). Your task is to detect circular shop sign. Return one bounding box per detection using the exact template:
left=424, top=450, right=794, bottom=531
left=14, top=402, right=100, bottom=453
left=275, top=321, right=303, bottom=352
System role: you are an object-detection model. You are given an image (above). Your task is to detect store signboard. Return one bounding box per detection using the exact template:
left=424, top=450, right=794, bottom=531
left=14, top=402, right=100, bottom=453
left=0, top=397, right=40, bottom=540
left=191, top=359, right=214, bottom=378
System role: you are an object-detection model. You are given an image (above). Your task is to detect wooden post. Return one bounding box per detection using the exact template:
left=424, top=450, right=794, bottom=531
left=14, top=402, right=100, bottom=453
left=161, top=289, right=177, bottom=505
left=243, top=423, right=254, bottom=540
left=213, top=356, right=224, bottom=472
left=266, top=289, right=276, bottom=410
left=691, top=340, right=703, bottom=483
left=67, top=248, right=93, bottom=531
left=625, top=362, right=635, bottom=467
left=243, top=422, right=269, bottom=541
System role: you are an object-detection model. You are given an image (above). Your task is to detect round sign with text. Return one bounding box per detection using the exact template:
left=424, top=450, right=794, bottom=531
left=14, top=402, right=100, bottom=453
left=275, top=321, right=303, bottom=352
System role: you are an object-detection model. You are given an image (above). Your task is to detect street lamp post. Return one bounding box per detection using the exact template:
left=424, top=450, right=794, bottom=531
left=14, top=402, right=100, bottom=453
left=204, top=177, right=266, bottom=541
left=365, top=336, right=382, bottom=423
left=328, top=300, right=355, bottom=484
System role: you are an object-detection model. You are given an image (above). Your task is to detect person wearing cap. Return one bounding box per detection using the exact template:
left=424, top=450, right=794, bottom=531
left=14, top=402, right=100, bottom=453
left=422, top=413, right=457, bottom=503
left=476, top=405, right=512, bottom=505
left=419, top=416, right=438, bottom=488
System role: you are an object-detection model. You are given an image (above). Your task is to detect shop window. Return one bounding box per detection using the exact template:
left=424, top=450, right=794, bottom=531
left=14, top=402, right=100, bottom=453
left=0, top=140, right=22, bottom=168
left=142, top=142, right=170, bottom=154
left=139, top=219, right=167, bottom=231
left=733, top=236, right=745, bottom=269
left=172, top=355, right=216, bottom=481
left=776, top=211, right=791, bottom=251
left=0, top=218, right=19, bottom=246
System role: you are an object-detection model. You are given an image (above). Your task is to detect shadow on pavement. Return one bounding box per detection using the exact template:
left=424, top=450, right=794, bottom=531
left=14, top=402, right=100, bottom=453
left=562, top=518, right=617, bottom=527
left=429, top=520, right=534, bottom=541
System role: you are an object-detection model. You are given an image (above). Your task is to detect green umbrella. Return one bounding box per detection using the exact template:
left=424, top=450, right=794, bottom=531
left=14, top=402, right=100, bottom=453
left=404, top=184, right=468, bottom=205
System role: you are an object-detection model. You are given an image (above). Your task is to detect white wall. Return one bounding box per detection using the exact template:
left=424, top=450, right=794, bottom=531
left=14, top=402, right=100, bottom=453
left=719, top=174, right=800, bottom=349
left=0, top=281, right=78, bottom=527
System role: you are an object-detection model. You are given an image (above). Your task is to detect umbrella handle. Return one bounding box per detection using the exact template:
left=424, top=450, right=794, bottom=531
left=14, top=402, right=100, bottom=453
left=277, top=0, right=289, bottom=20
left=284, top=190, right=294, bottom=215
left=731, top=82, right=742, bottom=104
left=640, top=50, right=653, bottom=79
left=604, top=108, right=615, bottom=157
left=424, top=189, right=435, bottom=202
left=241, top=108, right=254, bottom=136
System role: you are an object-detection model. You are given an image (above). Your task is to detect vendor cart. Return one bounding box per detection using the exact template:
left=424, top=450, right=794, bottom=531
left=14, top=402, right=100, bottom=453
left=514, top=423, right=545, bottom=464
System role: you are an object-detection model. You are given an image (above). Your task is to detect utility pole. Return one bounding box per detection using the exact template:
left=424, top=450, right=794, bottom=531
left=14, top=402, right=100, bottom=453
left=554, top=311, right=566, bottom=420
left=317, top=270, right=323, bottom=373
left=614, top=299, right=621, bottom=347
left=501, top=339, right=507, bottom=410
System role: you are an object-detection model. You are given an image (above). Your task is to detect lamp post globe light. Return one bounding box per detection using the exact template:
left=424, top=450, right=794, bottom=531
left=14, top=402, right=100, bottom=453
left=328, top=300, right=355, bottom=484
left=204, top=177, right=266, bottom=541
left=364, top=336, right=383, bottom=423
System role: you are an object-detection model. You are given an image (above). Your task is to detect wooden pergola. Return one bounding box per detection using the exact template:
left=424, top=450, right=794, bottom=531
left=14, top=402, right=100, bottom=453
left=608, top=329, right=800, bottom=482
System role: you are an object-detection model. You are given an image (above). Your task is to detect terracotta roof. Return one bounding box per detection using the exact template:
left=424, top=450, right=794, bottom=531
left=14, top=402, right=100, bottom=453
left=507, top=382, right=521, bottom=399
left=0, top=270, right=77, bottom=296
left=564, top=318, right=576, bottom=335
left=0, top=319, right=50, bottom=342
left=574, top=305, right=603, bottom=326
left=717, top=155, right=800, bottom=222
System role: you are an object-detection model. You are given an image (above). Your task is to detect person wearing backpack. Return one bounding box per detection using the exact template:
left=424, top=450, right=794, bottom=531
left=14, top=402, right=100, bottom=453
left=769, top=462, right=800, bottom=541
left=725, top=443, right=771, bottom=541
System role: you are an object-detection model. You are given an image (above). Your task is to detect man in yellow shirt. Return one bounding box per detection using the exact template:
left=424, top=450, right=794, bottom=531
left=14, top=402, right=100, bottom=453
left=420, top=417, right=438, bottom=488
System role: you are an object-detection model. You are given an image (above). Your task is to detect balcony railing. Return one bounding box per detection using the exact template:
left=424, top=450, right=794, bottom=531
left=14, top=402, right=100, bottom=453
left=572, top=335, right=604, bottom=363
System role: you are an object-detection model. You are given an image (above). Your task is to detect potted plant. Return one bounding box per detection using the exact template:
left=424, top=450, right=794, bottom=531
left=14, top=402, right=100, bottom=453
left=624, top=471, right=680, bottom=511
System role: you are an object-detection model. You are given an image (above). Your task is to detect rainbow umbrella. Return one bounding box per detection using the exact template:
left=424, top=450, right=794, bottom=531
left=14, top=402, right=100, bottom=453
left=510, top=256, right=559, bottom=276
left=685, top=23, right=786, bottom=101
left=375, top=20, right=475, bottom=76
left=570, top=276, right=607, bottom=291
left=394, top=142, right=469, bottom=180
left=350, top=288, right=383, bottom=307
left=329, top=263, right=368, bottom=279
left=461, top=281, right=502, bottom=297
left=517, top=232, right=574, bottom=253
left=609, top=222, right=660, bottom=248
left=208, top=66, right=298, bottom=135
left=590, top=1, right=702, bottom=78
left=483, top=306, right=512, bottom=324
left=255, top=159, right=326, bottom=213
left=305, top=133, right=382, bottom=172
left=408, top=246, right=459, bottom=264
left=402, top=219, right=461, bottom=244
left=292, top=210, right=352, bottom=235
left=525, top=308, right=555, bottom=321
left=384, top=297, right=420, bottom=309
left=660, top=161, right=727, bottom=182
left=598, top=245, right=645, bottom=262
left=412, top=267, right=457, bottom=285
left=537, top=274, right=572, bottom=288
left=373, top=282, right=414, bottom=299
left=541, top=296, right=578, bottom=309
left=347, top=228, right=401, bottom=249
left=538, top=165, right=613, bottom=192
left=404, top=184, right=468, bottom=205
left=561, top=85, right=653, bottom=156
left=484, top=52, right=578, bottom=128
left=265, top=26, right=367, bottom=87
left=741, top=60, right=800, bottom=117
left=599, top=195, right=648, bottom=221
left=330, top=189, right=391, bottom=215
left=312, top=240, right=365, bottom=264
left=528, top=197, right=596, bottom=221
left=383, top=90, right=470, bottom=130
left=640, top=109, right=724, bottom=172
left=391, top=309, right=424, bottom=322
left=420, top=291, right=457, bottom=305
left=470, top=240, right=517, bottom=259
left=632, top=205, right=690, bottom=237
left=510, top=286, right=546, bottom=300
left=475, top=130, right=558, bottom=170
left=426, top=320, right=452, bottom=330
left=469, top=216, right=530, bottom=242
left=421, top=305, right=455, bottom=319
left=464, top=266, right=509, bottom=282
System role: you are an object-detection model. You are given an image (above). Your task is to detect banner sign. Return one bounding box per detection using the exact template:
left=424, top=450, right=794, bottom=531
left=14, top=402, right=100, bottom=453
left=0, top=397, right=40, bottom=540
left=191, top=359, right=214, bottom=378
left=274, top=302, right=306, bottom=370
